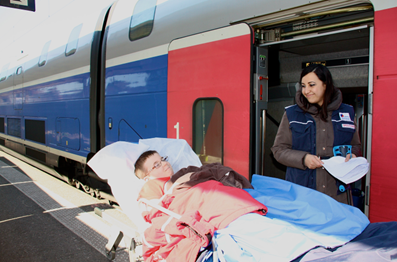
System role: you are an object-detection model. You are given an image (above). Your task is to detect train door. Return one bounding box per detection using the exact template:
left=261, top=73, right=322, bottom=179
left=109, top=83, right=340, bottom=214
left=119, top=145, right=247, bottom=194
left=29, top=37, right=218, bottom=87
left=370, top=3, right=397, bottom=222
left=167, top=23, right=253, bottom=178
left=252, top=47, right=269, bottom=176
left=260, top=25, right=372, bottom=212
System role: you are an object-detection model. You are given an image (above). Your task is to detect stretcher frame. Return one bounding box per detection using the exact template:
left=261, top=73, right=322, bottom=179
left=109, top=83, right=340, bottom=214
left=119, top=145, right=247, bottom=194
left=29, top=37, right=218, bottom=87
left=95, top=207, right=144, bottom=261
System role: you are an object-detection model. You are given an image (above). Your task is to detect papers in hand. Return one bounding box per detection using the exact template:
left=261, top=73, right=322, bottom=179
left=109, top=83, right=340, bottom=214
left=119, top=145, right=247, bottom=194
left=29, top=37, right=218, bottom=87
left=321, top=156, right=369, bottom=184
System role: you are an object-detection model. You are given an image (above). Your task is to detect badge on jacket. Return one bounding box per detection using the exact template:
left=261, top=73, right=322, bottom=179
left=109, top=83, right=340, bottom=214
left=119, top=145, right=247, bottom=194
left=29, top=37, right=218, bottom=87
left=342, top=124, right=355, bottom=129
left=339, top=112, right=351, bottom=121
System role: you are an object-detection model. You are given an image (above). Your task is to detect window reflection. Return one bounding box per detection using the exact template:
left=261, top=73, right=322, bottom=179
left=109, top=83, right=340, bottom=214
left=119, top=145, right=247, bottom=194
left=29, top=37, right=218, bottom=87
left=39, top=41, right=51, bottom=67
left=193, top=98, right=223, bottom=165
left=129, top=0, right=157, bottom=41
left=66, top=24, right=83, bottom=56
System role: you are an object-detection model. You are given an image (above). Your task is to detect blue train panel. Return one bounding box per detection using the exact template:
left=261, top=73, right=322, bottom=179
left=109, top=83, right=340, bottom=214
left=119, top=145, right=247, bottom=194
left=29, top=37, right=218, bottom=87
left=105, top=54, right=168, bottom=145
left=0, top=92, right=13, bottom=110
left=0, top=72, right=92, bottom=158
left=105, top=55, right=168, bottom=95
left=24, top=73, right=90, bottom=102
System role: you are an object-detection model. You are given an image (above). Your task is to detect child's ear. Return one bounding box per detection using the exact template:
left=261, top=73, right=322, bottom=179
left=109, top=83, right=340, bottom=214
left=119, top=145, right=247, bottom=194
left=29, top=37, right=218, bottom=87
left=135, top=169, right=146, bottom=180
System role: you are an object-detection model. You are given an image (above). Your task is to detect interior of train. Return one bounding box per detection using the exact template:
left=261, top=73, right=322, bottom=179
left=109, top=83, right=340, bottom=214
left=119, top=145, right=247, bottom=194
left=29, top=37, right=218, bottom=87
left=256, top=5, right=373, bottom=211
left=261, top=26, right=370, bottom=213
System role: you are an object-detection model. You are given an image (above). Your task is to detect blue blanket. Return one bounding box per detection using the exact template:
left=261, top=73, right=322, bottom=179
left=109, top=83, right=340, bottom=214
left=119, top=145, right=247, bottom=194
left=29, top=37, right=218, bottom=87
left=248, top=175, right=369, bottom=239
left=212, top=175, right=369, bottom=262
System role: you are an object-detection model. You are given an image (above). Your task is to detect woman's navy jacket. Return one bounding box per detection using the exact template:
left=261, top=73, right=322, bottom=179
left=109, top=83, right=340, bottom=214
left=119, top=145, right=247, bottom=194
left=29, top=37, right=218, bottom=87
left=285, top=103, right=356, bottom=189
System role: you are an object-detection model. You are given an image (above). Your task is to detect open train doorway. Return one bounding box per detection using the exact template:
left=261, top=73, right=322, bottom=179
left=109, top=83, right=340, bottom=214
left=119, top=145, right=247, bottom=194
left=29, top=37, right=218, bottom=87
left=258, top=25, right=372, bottom=213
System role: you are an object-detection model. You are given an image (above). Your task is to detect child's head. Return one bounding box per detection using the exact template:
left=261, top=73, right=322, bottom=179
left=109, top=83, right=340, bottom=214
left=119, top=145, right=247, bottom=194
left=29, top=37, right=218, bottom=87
left=134, top=150, right=174, bottom=180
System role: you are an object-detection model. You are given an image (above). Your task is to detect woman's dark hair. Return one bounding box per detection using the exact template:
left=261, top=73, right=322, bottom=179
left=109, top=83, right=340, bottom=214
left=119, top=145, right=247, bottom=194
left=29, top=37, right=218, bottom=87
left=299, top=64, right=338, bottom=121
left=134, top=150, right=158, bottom=179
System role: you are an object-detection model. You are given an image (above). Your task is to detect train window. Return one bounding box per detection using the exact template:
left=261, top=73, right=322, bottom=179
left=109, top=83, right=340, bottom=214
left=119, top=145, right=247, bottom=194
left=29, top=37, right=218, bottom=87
left=129, top=0, right=157, bottom=41
left=7, top=118, right=21, bottom=138
left=0, top=117, right=4, bottom=133
left=25, top=119, right=45, bottom=144
left=65, top=24, right=83, bottom=56
left=192, top=98, right=224, bottom=165
left=16, top=66, right=23, bottom=75
left=38, top=41, right=51, bottom=67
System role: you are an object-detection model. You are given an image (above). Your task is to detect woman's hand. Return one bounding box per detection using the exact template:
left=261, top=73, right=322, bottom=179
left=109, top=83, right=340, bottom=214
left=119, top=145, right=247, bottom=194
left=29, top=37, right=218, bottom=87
left=304, top=154, right=324, bottom=169
left=345, top=153, right=357, bottom=162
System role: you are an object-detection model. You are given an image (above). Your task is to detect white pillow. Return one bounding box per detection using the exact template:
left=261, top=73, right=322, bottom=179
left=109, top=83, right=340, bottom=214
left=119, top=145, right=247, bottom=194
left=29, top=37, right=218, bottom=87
left=87, top=141, right=150, bottom=230
left=139, top=137, right=202, bottom=173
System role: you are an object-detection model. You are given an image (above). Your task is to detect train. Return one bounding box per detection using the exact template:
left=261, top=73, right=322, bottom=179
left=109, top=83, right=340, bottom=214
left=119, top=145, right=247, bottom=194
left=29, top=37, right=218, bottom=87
left=0, top=0, right=396, bottom=223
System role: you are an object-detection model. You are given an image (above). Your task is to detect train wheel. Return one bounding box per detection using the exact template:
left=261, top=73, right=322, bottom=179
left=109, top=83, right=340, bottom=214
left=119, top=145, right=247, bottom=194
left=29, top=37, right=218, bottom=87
left=82, top=184, right=91, bottom=194
left=68, top=178, right=77, bottom=187
left=90, top=190, right=96, bottom=198
left=106, top=249, right=116, bottom=260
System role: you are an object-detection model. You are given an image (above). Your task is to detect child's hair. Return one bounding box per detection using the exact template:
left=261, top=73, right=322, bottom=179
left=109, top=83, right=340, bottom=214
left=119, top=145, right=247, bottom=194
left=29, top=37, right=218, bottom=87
left=134, top=150, right=158, bottom=179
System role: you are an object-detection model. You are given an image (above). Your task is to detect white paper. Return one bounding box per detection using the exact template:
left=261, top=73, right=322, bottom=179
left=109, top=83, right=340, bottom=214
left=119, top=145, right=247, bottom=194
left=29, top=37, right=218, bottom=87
left=321, top=156, right=369, bottom=184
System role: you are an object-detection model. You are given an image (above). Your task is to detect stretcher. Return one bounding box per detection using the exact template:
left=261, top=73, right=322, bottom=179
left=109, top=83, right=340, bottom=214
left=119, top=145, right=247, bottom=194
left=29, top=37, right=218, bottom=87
left=88, top=138, right=397, bottom=262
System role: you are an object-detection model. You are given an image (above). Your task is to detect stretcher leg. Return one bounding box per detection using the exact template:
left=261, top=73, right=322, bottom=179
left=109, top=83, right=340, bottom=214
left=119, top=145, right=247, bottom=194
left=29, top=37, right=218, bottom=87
left=212, top=240, right=218, bottom=262
left=124, top=235, right=143, bottom=262
left=105, top=226, right=124, bottom=260
left=129, top=238, right=137, bottom=262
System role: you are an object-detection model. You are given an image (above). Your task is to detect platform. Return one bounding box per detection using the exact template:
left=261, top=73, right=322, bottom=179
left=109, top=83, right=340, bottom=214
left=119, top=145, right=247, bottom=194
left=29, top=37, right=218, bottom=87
left=0, top=151, right=136, bottom=262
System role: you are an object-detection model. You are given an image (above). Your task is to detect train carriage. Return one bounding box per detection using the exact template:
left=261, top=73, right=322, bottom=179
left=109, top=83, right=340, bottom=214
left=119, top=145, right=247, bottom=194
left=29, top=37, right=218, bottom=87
left=0, top=0, right=396, bottom=222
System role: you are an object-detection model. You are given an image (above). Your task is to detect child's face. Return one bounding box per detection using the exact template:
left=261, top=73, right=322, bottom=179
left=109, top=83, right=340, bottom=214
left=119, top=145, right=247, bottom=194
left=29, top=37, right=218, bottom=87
left=143, top=153, right=174, bottom=180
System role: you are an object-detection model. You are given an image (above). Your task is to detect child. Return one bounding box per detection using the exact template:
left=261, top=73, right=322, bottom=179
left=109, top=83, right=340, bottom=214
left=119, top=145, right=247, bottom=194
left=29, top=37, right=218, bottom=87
left=134, top=150, right=174, bottom=213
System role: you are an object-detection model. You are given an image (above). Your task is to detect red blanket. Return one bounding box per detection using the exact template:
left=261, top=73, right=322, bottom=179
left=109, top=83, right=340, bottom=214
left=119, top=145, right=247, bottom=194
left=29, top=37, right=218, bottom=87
left=142, top=180, right=267, bottom=262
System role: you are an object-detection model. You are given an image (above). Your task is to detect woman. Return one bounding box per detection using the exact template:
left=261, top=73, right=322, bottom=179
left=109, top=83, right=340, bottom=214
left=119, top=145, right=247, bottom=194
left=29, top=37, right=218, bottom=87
left=271, top=64, right=361, bottom=204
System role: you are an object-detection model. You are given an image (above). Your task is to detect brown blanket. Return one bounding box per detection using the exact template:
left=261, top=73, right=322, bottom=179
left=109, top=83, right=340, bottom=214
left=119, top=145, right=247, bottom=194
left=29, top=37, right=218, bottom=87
left=169, top=163, right=253, bottom=192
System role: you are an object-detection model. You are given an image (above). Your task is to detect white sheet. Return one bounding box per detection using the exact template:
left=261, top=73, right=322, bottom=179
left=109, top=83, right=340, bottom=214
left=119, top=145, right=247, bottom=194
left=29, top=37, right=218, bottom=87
left=214, top=175, right=370, bottom=262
